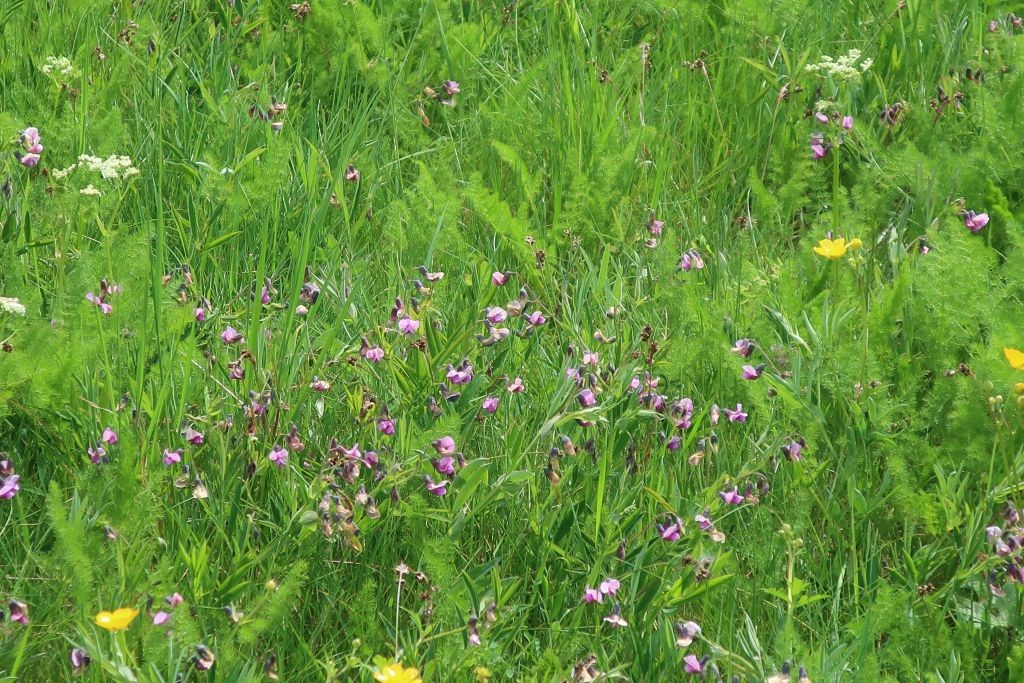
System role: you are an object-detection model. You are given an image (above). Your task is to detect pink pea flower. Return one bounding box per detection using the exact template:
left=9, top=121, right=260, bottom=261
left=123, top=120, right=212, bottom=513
left=442, top=80, right=460, bottom=96
left=363, top=345, right=384, bottom=362
left=665, top=435, right=682, bottom=451
left=260, top=285, right=272, bottom=305
left=842, top=115, right=854, bottom=130
left=194, top=307, right=206, bottom=323
left=345, top=164, right=360, bottom=182
left=720, top=487, right=744, bottom=505
left=731, top=338, right=754, bottom=357
left=694, top=513, right=713, bottom=531
left=603, top=603, right=628, bottom=628
left=675, top=621, right=701, bottom=648
left=0, top=474, right=19, bottom=499
left=163, top=449, right=182, bottom=465
left=582, top=587, right=603, bottom=603
left=709, top=404, right=720, bottom=425
left=742, top=364, right=764, bottom=380
left=268, top=445, right=288, bottom=467
left=398, top=317, right=420, bottom=335
left=987, top=526, right=1004, bottom=544
left=814, top=112, right=829, bottom=124
left=599, top=578, right=620, bottom=597
left=486, top=307, right=508, bottom=324
left=424, top=475, right=448, bottom=496
left=182, top=427, right=204, bottom=445
left=433, top=456, right=456, bottom=476
left=152, top=611, right=170, bottom=626
left=71, top=648, right=90, bottom=673
left=684, top=654, right=706, bottom=675
left=8, top=600, right=29, bottom=625
left=447, top=363, right=474, bottom=384
left=309, top=376, right=331, bottom=392
left=378, top=418, right=395, bottom=435
left=810, top=133, right=828, bottom=159
left=582, top=351, right=599, bottom=366
left=658, top=515, right=684, bottom=541
left=492, top=271, right=511, bottom=286
left=19, top=153, right=40, bottom=168
left=166, top=593, right=184, bottom=608
left=220, top=327, right=243, bottom=344
left=482, top=396, right=500, bottom=414
left=647, top=214, right=665, bottom=236
left=101, top=428, right=118, bottom=445
left=85, top=292, right=113, bottom=315
left=433, top=436, right=456, bottom=455
left=507, top=377, right=525, bottom=393
left=578, top=389, right=597, bottom=408
left=723, top=404, right=747, bottom=422
left=88, top=445, right=107, bottom=465
left=677, top=249, right=704, bottom=271
left=525, top=311, right=547, bottom=326
left=989, top=20, right=999, bottom=32
left=964, top=210, right=989, bottom=233
left=21, top=128, right=42, bottom=153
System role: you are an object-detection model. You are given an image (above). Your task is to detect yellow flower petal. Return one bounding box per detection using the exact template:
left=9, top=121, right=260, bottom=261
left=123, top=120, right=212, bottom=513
left=94, top=607, right=139, bottom=632
left=375, top=663, right=422, bottom=683
left=813, top=238, right=848, bottom=260
left=1005, top=347, right=1024, bottom=371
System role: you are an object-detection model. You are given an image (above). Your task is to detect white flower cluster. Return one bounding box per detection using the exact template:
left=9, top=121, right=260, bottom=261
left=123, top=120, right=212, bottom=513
left=76, top=154, right=141, bottom=180
left=80, top=184, right=102, bottom=196
left=41, top=56, right=76, bottom=78
left=0, top=296, right=26, bottom=316
left=805, top=49, right=873, bottom=81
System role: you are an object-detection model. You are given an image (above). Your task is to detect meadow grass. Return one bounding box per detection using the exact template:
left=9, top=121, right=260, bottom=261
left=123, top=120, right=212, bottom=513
left=3, top=0, right=1024, bottom=680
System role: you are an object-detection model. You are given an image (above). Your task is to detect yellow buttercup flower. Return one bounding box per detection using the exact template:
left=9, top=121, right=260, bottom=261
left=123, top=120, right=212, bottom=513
left=374, top=662, right=422, bottom=683
left=94, top=607, right=139, bottom=632
left=1004, top=347, right=1024, bottom=370
left=848, top=237, right=863, bottom=250
left=813, top=238, right=849, bottom=259
left=1014, top=382, right=1024, bottom=396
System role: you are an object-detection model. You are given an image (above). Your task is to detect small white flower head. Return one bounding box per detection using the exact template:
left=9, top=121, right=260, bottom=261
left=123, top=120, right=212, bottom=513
left=0, top=297, right=27, bottom=316
left=80, top=184, right=102, bottom=196
left=41, top=56, right=77, bottom=78
left=78, top=154, right=140, bottom=180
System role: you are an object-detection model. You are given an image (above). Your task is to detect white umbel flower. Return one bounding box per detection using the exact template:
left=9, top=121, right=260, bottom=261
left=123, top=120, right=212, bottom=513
left=0, top=297, right=26, bottom=316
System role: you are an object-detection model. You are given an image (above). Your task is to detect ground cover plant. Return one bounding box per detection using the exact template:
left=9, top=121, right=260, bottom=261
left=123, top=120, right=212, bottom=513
left=3, top=0, right=1024, bottom=680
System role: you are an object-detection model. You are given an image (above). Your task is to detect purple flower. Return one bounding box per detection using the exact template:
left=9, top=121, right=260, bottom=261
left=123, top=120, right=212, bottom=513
left=442, top=80, right=461, bottom=96
left=424, top=475, right=448, bottom=496
left=482, top=396, right=500, bottom=414
left=194, top=307, right=206, bottom=323
left=723, top=404, right=747, bottom=422
left=101, top=427, right=118, bottom=445
left=70, top=648, right=90, bottom=673
left=989, top=19, right=999, bottom=32
left=8, top=600, right=28, bottom=625
left=578, top=389, right=597, bottom=408
left=433, top=456, right=456, bottom=476
left=742, top=364, right=764, bottom=380
left=85, top=292, right=113, bottom=315
left=260, top=286, right=272, bottom=305
left=694, top=513, right=713, bottom=531
left=446, top=363, right=474, bottom=384
left=599, top=578, right=620, bottom=596
left=0, top=474, right=19, bottom=499
left=720, top=487, right=744, bottom=505
left=268, top=445, right=289, bottom=467
left=182, top=427, right=204, bottom=445
left=582, top=587, right=603, bottom=603
left=677, top=249, right=705, bottom=271
left=309, top=376, right=331, bottom=392
left=162, top=449, right=182, bottom=465
left=709, top=404, right=720, bottom=425
left=166, top=593, right=184, bottom=608
left=88, top=445, right=107, bottom=465
left=345, top=164, right=360, bottom=182
left=665, top=435, right=682, bottom=451
left=525, top=311, right=547, bottom=326
left=582, top=351, right=599, bottom=366
left=377, top=418, right=395, bottom=435
left=19, top=153, right=40, bottom=168
left=647, top=214, right=665, bottom=236
left=220, top=327, right=243, bottom=344
left=731, top=338, right=754, bottom=357
left=492, top=271, right=510, bottom=286
left=21, top=127, right=42, bottom=153
left=683, top=654, right=705, bottom=675
left=987, top=526, right=1004, bottom=544
left=964, top=210, right=989, bottom=233
left=842, top=115, right=854, bottom=130
left=486, top=307, right=508, bottom=324
left=152, top=611, right=170, bottom=626
left=814, top=112, right=829, bottom=124
left=782, top=440, right=804, bottom=462
left=658, top=516, right=684, bottom=541
left=398, top=317, right=420, bottom=335
left=675, top=621, right=701, bottom=648
left=603, top=603, right=628, bottom=628
left=433, top=436, right=456, bottom=455
left=507, top=377, right=525, bottom=393
left=810, top=133, right=829, bottom=160
left=362, top=342, right=385, bottom=363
